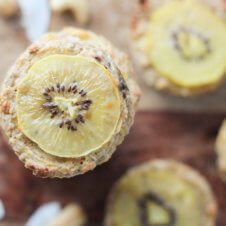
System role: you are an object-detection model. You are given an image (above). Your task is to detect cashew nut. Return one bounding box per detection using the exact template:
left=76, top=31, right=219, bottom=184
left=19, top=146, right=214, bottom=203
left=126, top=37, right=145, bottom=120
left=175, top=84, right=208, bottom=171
left=50, top=0, right=90, bottom=24
left=48, top=203, right=87, bottom=226
left=0, top=0, right=18, bottom=17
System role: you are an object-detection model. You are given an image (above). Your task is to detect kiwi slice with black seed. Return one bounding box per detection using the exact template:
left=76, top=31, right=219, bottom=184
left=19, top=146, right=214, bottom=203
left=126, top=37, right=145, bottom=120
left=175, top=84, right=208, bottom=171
left=105, top=160, right=217, bottom=226
left=138, top=0, right=226, bottom=89
left=16, top=54, right=121, bottom=158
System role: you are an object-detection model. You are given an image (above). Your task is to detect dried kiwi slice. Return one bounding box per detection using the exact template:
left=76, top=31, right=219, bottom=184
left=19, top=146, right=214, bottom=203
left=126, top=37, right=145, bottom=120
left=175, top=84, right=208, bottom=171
left=142, top=0, right=226, bottom=88
left=105, top=160, right=217, bottom=226
left=16, top=54, right=121, bottom=158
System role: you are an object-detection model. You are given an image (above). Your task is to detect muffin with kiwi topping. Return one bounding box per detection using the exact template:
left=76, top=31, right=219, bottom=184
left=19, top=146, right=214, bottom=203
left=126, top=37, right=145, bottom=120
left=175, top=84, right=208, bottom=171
left=131, top=0, right=226, bottom=96
left=0, top=27, right=140, bottom=178
left=105, top=159, right=217, bottom=226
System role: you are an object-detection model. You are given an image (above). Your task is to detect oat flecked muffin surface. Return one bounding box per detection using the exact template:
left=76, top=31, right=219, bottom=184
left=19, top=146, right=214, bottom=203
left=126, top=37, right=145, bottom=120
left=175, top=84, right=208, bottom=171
left=105, top=159, right=217, bottom=226
left=131, top=0, right=226, bottom=96
left=0, top=27, right=140, bottom=178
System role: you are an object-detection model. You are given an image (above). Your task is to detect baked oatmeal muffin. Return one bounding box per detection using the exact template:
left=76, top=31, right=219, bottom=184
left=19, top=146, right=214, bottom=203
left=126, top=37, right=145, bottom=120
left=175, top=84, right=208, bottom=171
left=131, top=0, right=226, bottom=96
left=105, top=159, right=217, bottom=226
left=0, top=27, right=140, bottom=178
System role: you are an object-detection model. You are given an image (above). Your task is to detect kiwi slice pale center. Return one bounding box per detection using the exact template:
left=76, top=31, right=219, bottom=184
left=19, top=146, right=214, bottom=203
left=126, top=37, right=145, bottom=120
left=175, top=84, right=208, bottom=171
left=53, top=96, right=80, bottom=119
left=42, top=81, right=93, bottom=130
left=139, top=192, right=176, bottom=226
left=173, top=28, right=210, bottom=61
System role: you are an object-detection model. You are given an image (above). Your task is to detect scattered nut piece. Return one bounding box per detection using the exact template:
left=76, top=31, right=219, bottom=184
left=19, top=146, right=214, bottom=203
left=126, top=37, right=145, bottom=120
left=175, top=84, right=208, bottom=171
left=49, top=203, right=87, bottom=226
left=0, top=0, right=18, bottom=17
left=50, top=0, right=90, bottom=24
left=25, top=202, right=61, bottom=226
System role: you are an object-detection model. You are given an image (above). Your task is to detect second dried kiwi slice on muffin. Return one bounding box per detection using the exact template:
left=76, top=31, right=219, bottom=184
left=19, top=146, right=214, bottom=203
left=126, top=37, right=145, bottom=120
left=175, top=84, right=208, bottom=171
left=16, top=54, right=121, bottom=158
left=132, top=0, right=226, bottom=95
left=105, top=160, right=217, bottom=226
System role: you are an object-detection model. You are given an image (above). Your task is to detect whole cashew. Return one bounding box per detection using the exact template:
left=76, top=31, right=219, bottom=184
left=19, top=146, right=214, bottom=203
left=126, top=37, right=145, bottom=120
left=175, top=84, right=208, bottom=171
left=49, top=203, right=87, bottom=226
left=0, top=0, right=18, bottom=17
left=50, top=0, right=90, bottom=24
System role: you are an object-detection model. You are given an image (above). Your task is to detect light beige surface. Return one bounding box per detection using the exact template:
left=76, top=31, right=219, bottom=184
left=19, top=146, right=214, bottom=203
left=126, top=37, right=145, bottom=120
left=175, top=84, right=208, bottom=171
left=1, top=0, right=226, bottom=112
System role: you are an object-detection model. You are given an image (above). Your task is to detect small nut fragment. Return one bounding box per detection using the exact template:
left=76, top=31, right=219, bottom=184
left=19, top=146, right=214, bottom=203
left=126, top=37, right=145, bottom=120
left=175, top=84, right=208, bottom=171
left=0, top=0, right=18, bottom=17
left=1, top=100, right=10, bottom=114
left=50, top=0, right=90, bottom=24
left=48, top=203, right=86, bottom=226
left=0, top=200, right=5, bottom=220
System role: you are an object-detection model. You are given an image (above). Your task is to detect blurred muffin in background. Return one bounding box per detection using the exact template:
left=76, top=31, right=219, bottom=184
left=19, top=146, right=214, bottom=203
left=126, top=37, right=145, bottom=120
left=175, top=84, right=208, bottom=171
left=131, top=0, right=226, bottom=96
left=215, top=120, right=226, bottom=182
left=49, top=203, right=86, bottom=226
left=105, top=159, right=217, bottom=226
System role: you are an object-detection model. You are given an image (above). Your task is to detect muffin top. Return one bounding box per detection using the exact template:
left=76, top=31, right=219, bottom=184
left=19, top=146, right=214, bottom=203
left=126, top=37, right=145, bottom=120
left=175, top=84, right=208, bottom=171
left=131, top=0, right=226, bottom=96
left=105, top=159, right=217, bottom=226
